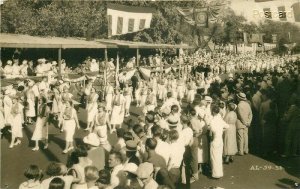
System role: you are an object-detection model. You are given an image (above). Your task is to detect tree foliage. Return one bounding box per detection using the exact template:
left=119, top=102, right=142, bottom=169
left=1, top=0, right=299, bottom=52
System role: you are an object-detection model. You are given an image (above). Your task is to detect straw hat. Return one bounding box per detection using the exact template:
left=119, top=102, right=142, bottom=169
left=83, top=133, right=100, bottom=147
left=125, top=140, right=137, bottom=151
left=237, top=92, right=247, bottom=101
left=123, top=163, right=138, bottom=175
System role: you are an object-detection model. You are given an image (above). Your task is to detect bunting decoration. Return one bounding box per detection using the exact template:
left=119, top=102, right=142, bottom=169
left=177, top=1, right=224, bottom=28
left=107, top=3, right=155, bottom=37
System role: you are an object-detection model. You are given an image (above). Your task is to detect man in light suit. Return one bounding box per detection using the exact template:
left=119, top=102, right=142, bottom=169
left=236, top=92, right=253, bottom=156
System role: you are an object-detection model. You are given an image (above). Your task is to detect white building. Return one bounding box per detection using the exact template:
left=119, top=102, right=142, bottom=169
left=229, top=0, right=300, bottom=26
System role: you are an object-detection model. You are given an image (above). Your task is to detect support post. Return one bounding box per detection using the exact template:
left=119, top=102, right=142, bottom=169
left=104, top=48, right=108, bottom=86
left=58, top=48, right=62, bottom=79
left=116, top=51, right=119, bottom=87
left=136, top=48, right=139, bottom=67
left=160, top=49, right=163, bottom=76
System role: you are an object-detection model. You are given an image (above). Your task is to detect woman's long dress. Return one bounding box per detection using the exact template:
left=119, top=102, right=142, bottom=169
left=62, top=108, right=77, bottom=142
left=210, top=114, right=229, bottom=178
left=223, top=111, right=238, bottom=156
left=32, top=104, right=49, bottom=140
left=25, top=90, right=36, bottom=118
left=105, top=86, right=114, bottom=112
left=10, top=103, right=24, bottom=138
left=124, top=87, right=132, bottom=110
left=3, top=95, right=12, bottom=125
left=86, top=97, right=98, bottom=123
left=110, top=94, right=125, bottom=125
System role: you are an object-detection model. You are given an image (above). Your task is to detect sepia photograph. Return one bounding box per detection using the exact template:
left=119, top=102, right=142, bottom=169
left=0, top=0, right=299, bottom=189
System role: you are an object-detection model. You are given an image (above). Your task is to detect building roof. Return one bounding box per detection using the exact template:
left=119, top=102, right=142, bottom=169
left=98, top=39, right=192, bottom=49
left=0, top=33, right=115, bottom=49
left=0, top=33, right=193, bottom=49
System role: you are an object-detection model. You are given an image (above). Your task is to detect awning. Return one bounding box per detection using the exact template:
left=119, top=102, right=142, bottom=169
left=0, top=33, right=116, bottom=49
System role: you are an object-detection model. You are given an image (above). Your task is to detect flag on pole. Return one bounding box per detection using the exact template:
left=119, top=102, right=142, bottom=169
left=107, top=3, right=155, bottom=37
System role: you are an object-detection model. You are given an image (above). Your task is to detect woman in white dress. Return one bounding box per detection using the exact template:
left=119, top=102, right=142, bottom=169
left=3, top=89, right=12, bottom=126
left=223, top=103, right=238, bottom=163
left=31, top=96, right=50, bottom=151
left=186, top=79, right=196, bottom=104
left=110, top=89, right=125, bottom=133
left=140, top=83, right=148, bottom=108
left=135, top=81, right=142, bottom=107
left=9, top=97, right=24, bottom=148
left=93, top=104, right=110, bottom=138
left=0, top=98, right=5, bottom=131
left=105, top=83, right=114, bottom=113
left=177, top=78, right=185, bottom=105
left=123, top=83, right=132, bottom=117
left=85, top=87, right=98, bottom=132
left=209, top=105, right=229, bottom=179
left=25, top=88, right=36, bottom=124
left=61, top=100, right=80, bottom=153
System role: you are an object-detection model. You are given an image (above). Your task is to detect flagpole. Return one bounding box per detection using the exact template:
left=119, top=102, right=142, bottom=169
left=105, top=48, right=108, bottom=86
left=116, top=51, right=119, bottom=87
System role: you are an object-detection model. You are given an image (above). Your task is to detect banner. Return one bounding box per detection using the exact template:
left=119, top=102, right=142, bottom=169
left=107, top=3, right=155, bottom=37
left=139, top=67, right=151, bottom=80
left=194, top=8, right=208, bottom=27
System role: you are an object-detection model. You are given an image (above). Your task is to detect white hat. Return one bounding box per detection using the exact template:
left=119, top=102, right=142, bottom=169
left=123, top=163, right=138, bottom=175
left=228, top=73, right=233, bottom=78
left=83, top=133, right=100, bottom=147
left=7, top=60, right=12, bottom=65
left=91, top=59, right=97, bottom=64
left=52, top=61, right=57, bottom=66
left=5, top=89, right=11, bottom=95
left=22, top=60, right=28, bottom=65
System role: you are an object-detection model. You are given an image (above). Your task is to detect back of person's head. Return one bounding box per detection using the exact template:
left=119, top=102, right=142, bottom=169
left=161, top=129, right=169, bottom=142
left=151, top=125, right=162, bottom=138
left=133, top=124, right=144, bottom=135
left=109, top=151, right=123, bottom=164
left=66, top=145, right=88, bottom=168
left=167, top=92, right=172, bottom=98
left=145, top=138, right=157, bottom=150
left=116, top=128, right=125, bottom=138
left=46, top=162, right=61, bottom=177
left=24, top=165, right=42, bottom=181
left=85, top=166, right=99, bottom=182
left=211, top=105, right=220, bottom=116
left=190, top=108, right=197, bottom=116
left=123, top=131, right=134, bottom=141
left=97, top=169, right=111, bottom=185
left=171, top=105, right=179, bottom=113
left=169, top=130, right=179, bottom=142
left=49, top=177, right=65, bottom=189
left=76, top=145, right=88, bottom=157
left=181, top=114, right=190, bottom=125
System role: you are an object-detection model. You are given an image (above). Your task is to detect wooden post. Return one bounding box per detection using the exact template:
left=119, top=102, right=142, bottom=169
left=58, top=48, right=62, bottom=78
left=116, top=51, right=119, bottom=87
left=136, top=48, right=139, bottom=67
left=104, top=48, right=108, bottom=85
left=160, top=49, right=163, bottom=76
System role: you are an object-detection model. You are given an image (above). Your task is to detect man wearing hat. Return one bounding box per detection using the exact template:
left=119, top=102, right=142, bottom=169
left=83, top=133, right=105, bottom=171
left=125, top=140, right=140, bottom=166
left=236, top=92, right=253, bottom=156
left=137, top=162, right=158, bottom=189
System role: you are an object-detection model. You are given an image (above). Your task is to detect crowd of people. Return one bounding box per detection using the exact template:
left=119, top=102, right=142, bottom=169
left=0, top=51, right=300, bottom=189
